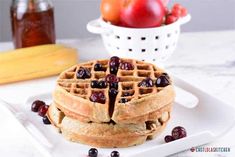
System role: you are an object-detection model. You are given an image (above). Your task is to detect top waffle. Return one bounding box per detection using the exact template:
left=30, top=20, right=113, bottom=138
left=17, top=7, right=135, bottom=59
left=53, top=57, right=175, bottom=124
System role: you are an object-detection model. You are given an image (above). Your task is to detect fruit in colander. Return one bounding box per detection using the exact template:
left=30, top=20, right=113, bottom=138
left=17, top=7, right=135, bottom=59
left=100, top=0, right=188, bottom=27
left=100, top=0, right=121, bottom=24
left=161, top=0, right=169, bottom=6
left=120, top=0, right=165, bottom=28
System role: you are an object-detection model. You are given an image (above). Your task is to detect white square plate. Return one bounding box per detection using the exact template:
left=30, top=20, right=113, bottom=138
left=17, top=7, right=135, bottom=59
left=3, top=76, right=235, bottom=157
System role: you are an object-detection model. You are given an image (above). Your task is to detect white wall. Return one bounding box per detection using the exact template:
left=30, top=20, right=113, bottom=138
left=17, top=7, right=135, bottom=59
left=0, top=0, right=235, bottom=42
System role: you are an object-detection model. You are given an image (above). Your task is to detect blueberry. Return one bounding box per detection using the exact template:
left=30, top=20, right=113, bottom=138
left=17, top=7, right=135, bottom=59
left=111, top=151, right=120, bottom=157
left=91, top=80, right=99, bottom=88
left=110, top=56, right=120, bottom=74
left=109, top=88, right=118, bottom=98
left=88, top=148, right=98, bottom=157
left=90, top=91, right=106, bottom=104
left=98, top=80, right=107, bottom=88
left=110, top=82, right=118, bottom=89
left=172, top=126, right=187, bottom=140
left=94, top=63, right=103, bottom=71
left=110, top=56, right=120, bottom=67
left=31, top=100, right=45, bottom=112
left=164, top=135, right=175, bottom=143
left=120, top=62, right=134, bottom=70
left=38, top=105, right=49, bottom=117
left=77, top=69, right=85, bottom=79
left=138, top=78, right=154, bottom=87
left=156, top=75, right=170, bottom=87
left=77, top=67, right=91, bottom=79
left=42, top=116, right=51, bottom=125
left=119, top=98, right=128, bottom=103
left=110, top=66, right=118, bottom=74
left=162, top=73, right=170, bottom=79
left=105, top=74, right=119, bottom=84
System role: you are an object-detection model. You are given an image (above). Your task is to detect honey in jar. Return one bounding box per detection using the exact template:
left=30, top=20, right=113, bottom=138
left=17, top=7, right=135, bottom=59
left=10, top=0, right=56, bottom=48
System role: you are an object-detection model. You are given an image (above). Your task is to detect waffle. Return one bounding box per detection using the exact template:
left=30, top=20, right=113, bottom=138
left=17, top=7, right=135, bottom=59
left=53, top=59, right=175, bottom=123
left=49, top=57, right=175, bottom=147
left=48, top=102, right=172, bottom=147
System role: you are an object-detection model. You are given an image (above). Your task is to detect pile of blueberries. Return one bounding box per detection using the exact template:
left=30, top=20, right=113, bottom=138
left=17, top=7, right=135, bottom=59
left=88, top=148, right=120, bottom=157
left=138, top=73, right=170, bottom=88
left=77, top=56, right=171, bottom=105
left=164, top=126, right=187, bottom=143
left=31, top=100, right=51, bottom=125
left=88, top=126, right=186, bottom=157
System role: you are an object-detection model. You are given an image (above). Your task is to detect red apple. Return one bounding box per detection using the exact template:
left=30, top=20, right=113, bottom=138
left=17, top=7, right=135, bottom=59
left=120, top=0, right=165, bottom=28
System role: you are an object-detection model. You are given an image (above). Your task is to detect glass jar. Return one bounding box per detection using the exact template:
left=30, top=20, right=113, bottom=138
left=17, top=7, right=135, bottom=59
left=10, top=0, right=56, bottom=48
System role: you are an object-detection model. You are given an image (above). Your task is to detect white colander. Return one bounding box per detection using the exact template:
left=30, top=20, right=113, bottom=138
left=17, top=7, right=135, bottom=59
left=87, top=15, right=191, bottom=64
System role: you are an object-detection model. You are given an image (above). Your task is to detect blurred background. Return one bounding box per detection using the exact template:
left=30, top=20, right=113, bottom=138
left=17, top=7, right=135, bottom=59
left=0, top=0, right=235, bottom=42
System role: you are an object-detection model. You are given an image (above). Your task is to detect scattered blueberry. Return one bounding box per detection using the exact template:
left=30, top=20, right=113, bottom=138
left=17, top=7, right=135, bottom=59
left=162, top=72, right=170, bottom=79
left=105, top=74, right=119, bottom=84
left=172, top=126, right=187, bottom=140
left=90, top=91, right=106, bottom=104
left=42, top=116, right=51, bottom=125
left=87, top=148, right=120, bottom=157
left=120, top=62, right=134, bottom=70
left=109, top=88, right=118, bottom=98
left=38, top=105, right=49, bottom=117
left=31, top=100, right=45, bottom=112
left=110, top=82, right=118, bottom=90
left=111, top=150, right=120, bottom=157
left=88, top=148, right=98, bottom=157
left=94, top=63, right=104, bottom=71
left=138, top=78, right=154, bottom=87
left=164, top=135, right=175, bottom=143
left=91, top=80, right=107, bottom=88
left=76, top=67, right=91, bottom=79
left=109, top=56, right=120, bottom=74
left=110, top=66, right=118, bottom=74
left=156, top=75, right=170, bottom=87
left=98, top=80, right=107, bottom=88
left=91, top=80, right=99, bottom=88
left=119, top=98, right=128, bottom=103
left=109, top=56, right=120, bottom=67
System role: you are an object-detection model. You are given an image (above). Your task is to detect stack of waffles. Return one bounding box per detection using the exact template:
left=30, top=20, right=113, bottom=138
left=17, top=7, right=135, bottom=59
left=48, top=57, right=175, bottom=148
